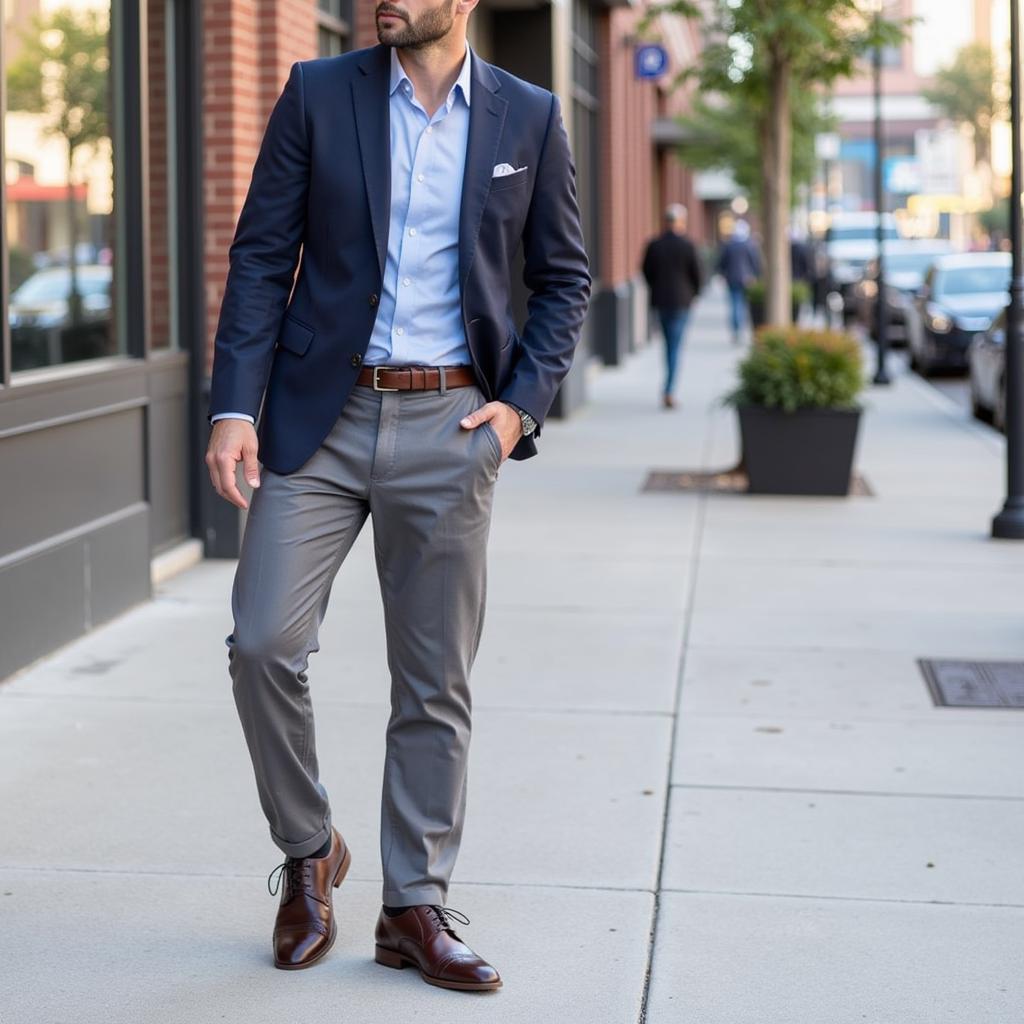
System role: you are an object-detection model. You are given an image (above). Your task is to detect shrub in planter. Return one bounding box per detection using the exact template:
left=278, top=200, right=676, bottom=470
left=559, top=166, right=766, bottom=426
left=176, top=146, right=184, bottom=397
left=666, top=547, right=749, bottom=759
left=725, top=327, right=866, bottom=495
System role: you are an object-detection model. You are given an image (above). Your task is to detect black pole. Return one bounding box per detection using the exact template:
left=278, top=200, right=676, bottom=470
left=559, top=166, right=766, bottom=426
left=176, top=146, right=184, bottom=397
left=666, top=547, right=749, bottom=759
left=872, top=24, right=890, bottom=385
left=992, top=0, right=1024, bottom=539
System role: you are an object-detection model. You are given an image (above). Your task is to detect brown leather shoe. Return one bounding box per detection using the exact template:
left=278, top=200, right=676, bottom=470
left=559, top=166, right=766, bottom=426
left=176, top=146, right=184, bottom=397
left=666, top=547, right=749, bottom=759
left=266, top=827, right=351, bottom=970
left=374, top=905, right=502, bottom=992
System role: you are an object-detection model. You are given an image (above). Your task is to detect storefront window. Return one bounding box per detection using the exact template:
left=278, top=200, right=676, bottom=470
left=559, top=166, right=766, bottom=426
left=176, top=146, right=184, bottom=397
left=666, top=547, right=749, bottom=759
left=4, top=1, right=118, bottom=374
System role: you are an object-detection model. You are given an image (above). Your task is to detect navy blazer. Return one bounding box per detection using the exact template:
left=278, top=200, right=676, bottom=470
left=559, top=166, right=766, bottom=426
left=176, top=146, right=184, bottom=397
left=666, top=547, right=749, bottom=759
left=207, top=43, right=592, bottom=475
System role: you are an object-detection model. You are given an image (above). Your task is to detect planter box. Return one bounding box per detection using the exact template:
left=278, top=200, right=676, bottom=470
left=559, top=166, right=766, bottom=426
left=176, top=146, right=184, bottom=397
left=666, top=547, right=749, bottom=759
left=738, top=405, right=862, bottom=496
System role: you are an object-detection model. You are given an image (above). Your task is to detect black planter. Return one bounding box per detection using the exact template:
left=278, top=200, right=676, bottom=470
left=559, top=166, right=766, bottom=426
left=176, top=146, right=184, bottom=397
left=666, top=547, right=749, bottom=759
left=738, top=405, right=862, bottom=496
left=748, top=298, right=766, bottom=328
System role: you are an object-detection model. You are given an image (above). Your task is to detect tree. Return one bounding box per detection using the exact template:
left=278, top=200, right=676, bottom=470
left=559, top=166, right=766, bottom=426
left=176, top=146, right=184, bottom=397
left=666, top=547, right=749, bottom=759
left=643, top=0, right=906, bottom=325
left=677, top=87, right=835, bottom=212
left=923, top=43, right=1002, bottom=166
left=6, top=7, right=110, bottom=325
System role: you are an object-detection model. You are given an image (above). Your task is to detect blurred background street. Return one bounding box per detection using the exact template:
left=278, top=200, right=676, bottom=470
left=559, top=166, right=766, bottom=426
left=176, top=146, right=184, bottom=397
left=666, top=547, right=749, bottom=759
left=3, top=0, right=1024, bottom=1020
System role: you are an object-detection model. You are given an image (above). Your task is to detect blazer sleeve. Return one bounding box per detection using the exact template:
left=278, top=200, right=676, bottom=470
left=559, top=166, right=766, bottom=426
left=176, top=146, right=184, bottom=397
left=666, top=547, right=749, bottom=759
left=207, top=61, right=311, bottom=424
left=498, top=92, right=592, bottom=433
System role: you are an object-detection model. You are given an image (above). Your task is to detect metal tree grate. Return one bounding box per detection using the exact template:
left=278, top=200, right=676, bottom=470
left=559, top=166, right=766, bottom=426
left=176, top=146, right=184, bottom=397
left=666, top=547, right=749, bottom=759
left=642, top=468, right=874, bottom=496
left=919, top=659, right=1024, bottom=708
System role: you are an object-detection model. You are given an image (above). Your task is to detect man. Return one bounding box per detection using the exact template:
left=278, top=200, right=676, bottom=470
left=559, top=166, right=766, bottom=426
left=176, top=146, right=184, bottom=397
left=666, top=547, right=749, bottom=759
left=641, top=203, right=703, bottom=408
left=715, top=219, right=761, bottom=344
left=204, top=0, right=590, bottom=993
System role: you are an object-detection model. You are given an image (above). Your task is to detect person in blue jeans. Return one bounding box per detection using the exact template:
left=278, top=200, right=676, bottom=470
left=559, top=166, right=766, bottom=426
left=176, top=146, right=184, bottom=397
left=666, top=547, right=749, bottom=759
left=641, top=204, right=704, bottom=408
left=716, top=219, right=762, bottom=344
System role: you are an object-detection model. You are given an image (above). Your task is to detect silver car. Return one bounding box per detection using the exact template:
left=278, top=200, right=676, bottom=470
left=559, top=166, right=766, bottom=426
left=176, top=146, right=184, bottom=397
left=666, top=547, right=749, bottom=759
left=968, top=308, right=1006, bottom=431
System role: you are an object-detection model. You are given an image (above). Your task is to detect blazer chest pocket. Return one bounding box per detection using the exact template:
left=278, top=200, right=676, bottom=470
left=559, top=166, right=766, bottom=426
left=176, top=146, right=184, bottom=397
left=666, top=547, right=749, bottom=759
left=489, top=168, right=529, bottom=193
left=277, top=313, right=315, bottom=356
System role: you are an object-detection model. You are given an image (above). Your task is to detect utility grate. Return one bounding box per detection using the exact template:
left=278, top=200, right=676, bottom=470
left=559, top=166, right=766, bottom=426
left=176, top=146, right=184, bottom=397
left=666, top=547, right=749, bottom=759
left=919, top=659, right=1024, bottom=708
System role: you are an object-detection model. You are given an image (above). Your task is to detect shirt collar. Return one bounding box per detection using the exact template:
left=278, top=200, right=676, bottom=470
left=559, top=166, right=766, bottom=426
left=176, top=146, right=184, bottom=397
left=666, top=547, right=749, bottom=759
left=389, top=43, right=472, bottom=111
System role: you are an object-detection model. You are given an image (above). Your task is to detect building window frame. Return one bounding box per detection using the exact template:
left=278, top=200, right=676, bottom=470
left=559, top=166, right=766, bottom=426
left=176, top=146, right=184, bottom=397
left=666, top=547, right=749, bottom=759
left=317, top=0, right=354, bottom=58
left=0, top=0, right=156, bottom=390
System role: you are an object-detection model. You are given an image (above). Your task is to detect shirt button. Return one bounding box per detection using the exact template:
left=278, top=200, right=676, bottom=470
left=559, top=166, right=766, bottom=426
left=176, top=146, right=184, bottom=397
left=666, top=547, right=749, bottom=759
left=409, top=227, right=417, bottom=236
left=351, top=353, right=362, bottom=367
left=396, top=327, right=405, bottom=336
left=426, top=126, right=433, bottom=134
left=403, top=277, right=411, bottom=286
left=368, top=293, right=378, bottom=307
left=417, top=173, right=424, bottom=182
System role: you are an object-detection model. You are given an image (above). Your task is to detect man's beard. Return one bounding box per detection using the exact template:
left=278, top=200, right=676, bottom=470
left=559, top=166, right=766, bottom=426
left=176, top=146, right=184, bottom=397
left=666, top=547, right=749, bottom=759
left=376, top=0, right=457, bottom=49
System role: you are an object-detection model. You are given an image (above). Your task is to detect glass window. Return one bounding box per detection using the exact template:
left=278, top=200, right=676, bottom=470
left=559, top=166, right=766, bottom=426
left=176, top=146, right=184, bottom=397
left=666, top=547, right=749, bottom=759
left=5, top=1, right=118, bottom=373
left=317, top=0, right=353, bottom=58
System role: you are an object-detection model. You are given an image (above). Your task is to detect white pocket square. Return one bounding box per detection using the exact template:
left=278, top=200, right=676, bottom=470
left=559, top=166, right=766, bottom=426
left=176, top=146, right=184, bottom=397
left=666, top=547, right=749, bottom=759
left=492, top=163, right=527, bottom=177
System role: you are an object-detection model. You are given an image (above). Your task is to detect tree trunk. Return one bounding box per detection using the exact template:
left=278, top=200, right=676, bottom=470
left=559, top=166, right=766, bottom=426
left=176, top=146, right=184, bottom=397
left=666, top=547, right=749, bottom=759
left=761, top=57, right=792, bottom=326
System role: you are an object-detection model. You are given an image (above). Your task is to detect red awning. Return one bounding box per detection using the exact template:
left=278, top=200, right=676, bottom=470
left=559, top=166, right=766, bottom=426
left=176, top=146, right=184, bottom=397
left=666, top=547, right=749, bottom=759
left=6, top=179, right=89, bottom=202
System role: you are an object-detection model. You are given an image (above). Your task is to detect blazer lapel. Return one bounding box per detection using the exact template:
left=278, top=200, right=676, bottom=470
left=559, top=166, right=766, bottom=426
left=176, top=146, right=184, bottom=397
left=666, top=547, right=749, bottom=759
left=458, top=55, right=508, bottom=289
left=352, top=45, right=391, bottom=280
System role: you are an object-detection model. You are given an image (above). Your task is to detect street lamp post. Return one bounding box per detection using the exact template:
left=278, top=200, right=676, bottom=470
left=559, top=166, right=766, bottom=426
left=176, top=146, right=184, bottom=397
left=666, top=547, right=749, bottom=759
left=871, top=15, right=890, bottom=386
left=992, top=0, right=1024, bottom=539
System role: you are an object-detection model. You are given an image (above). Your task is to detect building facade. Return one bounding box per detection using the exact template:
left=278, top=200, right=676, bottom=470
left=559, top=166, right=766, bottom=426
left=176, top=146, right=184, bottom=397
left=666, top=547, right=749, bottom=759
left=0, top=0, right=701, bottom=680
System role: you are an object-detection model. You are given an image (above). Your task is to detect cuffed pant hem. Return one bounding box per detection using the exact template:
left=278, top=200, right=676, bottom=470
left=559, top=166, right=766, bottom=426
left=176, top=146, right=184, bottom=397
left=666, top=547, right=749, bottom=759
left=381, top=885, right=448, bottom=907
left=271, top=817, right=332, bottom=859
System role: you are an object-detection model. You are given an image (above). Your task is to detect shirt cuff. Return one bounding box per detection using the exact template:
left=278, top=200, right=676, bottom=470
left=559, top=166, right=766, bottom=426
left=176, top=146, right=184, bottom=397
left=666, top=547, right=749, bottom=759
left=210, top=412, right=255, bottom=424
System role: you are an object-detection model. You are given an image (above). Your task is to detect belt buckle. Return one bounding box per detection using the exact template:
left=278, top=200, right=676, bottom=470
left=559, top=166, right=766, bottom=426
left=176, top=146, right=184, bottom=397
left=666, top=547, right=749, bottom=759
left=372, top=366, right=400, bottom=392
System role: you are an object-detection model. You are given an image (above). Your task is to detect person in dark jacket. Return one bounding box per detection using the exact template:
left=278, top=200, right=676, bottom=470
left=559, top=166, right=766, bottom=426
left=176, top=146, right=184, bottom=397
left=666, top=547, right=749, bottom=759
left=715, top=219, right=761, bottom=344
left=641, top=203, right=704, bottom=408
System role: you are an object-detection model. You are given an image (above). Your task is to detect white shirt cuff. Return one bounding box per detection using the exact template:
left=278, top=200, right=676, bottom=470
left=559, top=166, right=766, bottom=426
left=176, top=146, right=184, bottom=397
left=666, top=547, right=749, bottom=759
left=210, top=412, right=255, bottom=424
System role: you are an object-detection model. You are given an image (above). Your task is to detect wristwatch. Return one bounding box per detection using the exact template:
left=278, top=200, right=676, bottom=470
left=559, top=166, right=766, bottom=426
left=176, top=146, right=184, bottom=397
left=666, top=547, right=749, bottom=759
left=502, top=401, right=537, bottom=437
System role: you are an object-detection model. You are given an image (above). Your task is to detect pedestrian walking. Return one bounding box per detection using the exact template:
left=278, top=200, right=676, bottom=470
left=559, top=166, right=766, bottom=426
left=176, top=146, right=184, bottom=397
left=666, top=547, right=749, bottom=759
left=716, top=219, right=761, bottom=344
left=204, top=0, right=590, bottom=992
left=641, top=203, right=704, bottom=408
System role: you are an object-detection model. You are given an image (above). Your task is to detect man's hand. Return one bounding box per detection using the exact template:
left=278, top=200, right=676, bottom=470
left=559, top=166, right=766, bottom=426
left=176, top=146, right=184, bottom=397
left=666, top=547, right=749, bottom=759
left=460, top=401, right=523, bottom=461
left=206, top=419, right=261, bottom=510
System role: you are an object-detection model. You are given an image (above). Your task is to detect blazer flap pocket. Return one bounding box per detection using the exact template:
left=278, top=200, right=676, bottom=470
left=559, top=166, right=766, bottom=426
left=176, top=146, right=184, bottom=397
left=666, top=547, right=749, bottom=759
left=277, top=313, right=314, bottom=356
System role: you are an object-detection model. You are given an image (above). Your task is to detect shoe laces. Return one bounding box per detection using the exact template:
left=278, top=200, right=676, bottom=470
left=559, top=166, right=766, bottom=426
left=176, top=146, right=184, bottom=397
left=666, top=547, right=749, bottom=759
left=427, top=905, right=471, bottom=936
left=267, top=856, right=313, bottom=898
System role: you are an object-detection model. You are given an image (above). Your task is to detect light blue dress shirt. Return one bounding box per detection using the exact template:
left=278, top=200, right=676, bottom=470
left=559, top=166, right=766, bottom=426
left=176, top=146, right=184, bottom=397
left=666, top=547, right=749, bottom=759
left=213, top=45, right=473, bottom=424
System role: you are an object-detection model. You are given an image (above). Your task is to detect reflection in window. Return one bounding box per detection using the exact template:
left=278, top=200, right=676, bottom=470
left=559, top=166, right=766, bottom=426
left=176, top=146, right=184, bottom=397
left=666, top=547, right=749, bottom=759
left=5, top=2, right=117, bottom=373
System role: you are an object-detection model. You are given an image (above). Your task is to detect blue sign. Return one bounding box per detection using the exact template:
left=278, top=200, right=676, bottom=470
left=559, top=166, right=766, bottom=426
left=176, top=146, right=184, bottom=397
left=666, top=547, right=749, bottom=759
left=635, top=44, right=669, bottom=81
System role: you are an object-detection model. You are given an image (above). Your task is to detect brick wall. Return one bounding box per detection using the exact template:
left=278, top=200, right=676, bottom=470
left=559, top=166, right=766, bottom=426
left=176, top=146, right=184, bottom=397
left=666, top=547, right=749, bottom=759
left=201, top=0, right=316, bottom=375
left=598, top=7, right=704, bottom=290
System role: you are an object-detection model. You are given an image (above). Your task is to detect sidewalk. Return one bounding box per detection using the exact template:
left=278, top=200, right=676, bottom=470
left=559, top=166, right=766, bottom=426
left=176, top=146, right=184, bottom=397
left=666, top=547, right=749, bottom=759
left=1, top=286, right=1022, bottom=1023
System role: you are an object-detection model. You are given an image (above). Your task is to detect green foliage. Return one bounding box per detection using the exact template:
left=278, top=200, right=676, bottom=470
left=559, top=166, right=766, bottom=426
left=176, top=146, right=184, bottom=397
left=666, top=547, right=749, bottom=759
left=6, top=6, right=110, bottom=157
left=641, top=0, right=908, bottom=104
left=725, top=327, right=865, bottom=412
left=922, top=43, right=1002, bottom=163
left=674, top=89, right=834, bottom=210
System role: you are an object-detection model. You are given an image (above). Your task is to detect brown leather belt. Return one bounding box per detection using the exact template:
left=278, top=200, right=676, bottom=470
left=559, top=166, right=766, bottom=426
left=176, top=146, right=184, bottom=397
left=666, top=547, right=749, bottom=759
left=356, top=364, right=476, bottom=392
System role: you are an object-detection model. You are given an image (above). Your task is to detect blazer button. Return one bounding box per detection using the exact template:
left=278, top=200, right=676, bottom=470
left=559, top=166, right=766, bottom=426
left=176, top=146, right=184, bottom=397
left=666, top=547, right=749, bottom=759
left=368, top=293, right=379, bottom=307
left=351, top=353, right=363, bottom=368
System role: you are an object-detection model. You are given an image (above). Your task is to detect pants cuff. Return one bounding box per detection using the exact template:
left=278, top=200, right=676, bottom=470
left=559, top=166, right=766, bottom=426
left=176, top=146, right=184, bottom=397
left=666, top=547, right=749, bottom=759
left=271, top=817, right=332, bottom=859
left=382, top=885, right=447, bottom=907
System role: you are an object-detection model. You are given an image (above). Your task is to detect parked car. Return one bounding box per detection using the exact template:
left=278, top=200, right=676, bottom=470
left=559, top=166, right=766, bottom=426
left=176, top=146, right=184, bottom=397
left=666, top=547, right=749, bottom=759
left=825, top=211, right=901, bottom=322
left=907, top=252, right=1010, bottom=375
left=853, top=239, right=957, bottom=345
left=8, top=264, right=113, bottom=371
left=968, top=309, right=1006, bottom=430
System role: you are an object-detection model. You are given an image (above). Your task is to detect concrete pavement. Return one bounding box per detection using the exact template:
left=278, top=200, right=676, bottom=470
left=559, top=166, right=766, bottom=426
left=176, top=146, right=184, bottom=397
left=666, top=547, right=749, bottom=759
left=1, top=286, right=1022, bottom=1022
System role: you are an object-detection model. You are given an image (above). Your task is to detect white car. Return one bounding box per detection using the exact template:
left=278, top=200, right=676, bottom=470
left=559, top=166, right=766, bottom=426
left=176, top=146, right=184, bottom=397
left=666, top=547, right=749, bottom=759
left=826, top=211, right=901, bottom=321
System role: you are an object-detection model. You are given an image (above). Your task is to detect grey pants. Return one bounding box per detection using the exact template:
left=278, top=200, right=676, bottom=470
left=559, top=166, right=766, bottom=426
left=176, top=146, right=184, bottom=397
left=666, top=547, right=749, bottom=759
left=225, top=379, right=502, bottom=905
